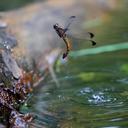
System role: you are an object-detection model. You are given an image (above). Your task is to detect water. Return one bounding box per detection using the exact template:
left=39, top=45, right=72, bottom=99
left=28, top=2, right=128, bottom=128
left=0, top=0, right=127, bottom=128
left=30, top=52, right=127, bottom=128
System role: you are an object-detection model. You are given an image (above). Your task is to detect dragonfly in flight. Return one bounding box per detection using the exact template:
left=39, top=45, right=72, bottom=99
left=53, top=16, right=96, bottom=59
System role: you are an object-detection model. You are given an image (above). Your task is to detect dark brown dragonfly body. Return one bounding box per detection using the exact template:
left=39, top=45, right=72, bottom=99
left=53, top=23, right=71, bottom=59
left=53, top=16, right=96, bottom=59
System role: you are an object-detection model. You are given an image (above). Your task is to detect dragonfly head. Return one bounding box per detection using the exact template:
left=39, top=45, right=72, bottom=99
left=53, top=23, right=59, bottom=30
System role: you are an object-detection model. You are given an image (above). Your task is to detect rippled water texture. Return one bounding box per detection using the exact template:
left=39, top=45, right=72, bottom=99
left=29, top=1, right=128, bottom=128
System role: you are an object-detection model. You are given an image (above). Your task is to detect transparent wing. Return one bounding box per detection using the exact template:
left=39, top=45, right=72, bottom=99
left=66, top=34, right=96, bottom=51
left=64, top=16, right=76, bottom=32
left=66, top=28, right=95, bottom=39
left=62, top=16, right=96, bottom=56
left=60, top=34, right=96, bottom=59
left=64, top=16, right=95, bottom=39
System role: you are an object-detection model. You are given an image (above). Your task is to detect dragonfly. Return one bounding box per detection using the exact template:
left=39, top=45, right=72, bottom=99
left=53, top=16, right=96, bottom=59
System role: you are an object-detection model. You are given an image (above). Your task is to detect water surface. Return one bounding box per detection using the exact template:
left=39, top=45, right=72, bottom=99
left=29, top=2, right=128, bottom=128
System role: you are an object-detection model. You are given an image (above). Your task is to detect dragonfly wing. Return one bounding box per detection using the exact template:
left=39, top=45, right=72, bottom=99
left=66, top=34, right=96, bottom=51
left=66, top=30, right=94, bottom=40
left=64, top=16, right=76, bottom=32
left=91, top=40, right=96, bottom=46
left=88, top=32, right=95, bottom=38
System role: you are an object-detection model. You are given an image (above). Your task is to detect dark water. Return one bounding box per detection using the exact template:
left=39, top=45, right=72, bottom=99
left=28, top=3, right=128, bottom=128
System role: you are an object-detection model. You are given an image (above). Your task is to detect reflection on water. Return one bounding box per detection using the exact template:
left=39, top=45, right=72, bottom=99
left=30, top=56, right=128, bottom=128
left=29, top=1, right=128, bottom=128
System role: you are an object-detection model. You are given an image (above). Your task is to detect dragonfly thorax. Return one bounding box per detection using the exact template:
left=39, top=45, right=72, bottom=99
left=53, top=23, right=59, bottom=29
left=53, top=23, right=66, bottom=38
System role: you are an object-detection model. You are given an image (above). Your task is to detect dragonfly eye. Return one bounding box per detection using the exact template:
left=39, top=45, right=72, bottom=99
left=53, top=23, right=59, bottom=29
left=53, top=25, right=56, bottom=29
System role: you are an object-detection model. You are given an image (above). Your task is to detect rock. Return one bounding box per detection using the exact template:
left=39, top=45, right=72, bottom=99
left=2, top=50, right=22, bottom=79
left=0, top=27, right=17, bottom=50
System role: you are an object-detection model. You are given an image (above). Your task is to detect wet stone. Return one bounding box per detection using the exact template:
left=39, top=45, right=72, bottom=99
left=0, top=28, right=17, bottom=50
left=0, top=26, right=33, bottom=127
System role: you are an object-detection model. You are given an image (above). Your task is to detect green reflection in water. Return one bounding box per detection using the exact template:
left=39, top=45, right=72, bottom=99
left=121, top=64, right=128, bottom=74
left=30, top=1, right=128, bottom=128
